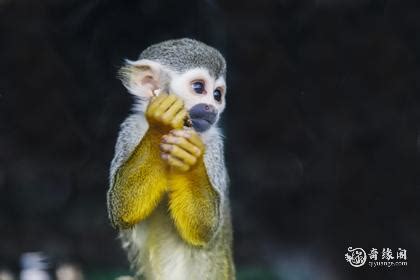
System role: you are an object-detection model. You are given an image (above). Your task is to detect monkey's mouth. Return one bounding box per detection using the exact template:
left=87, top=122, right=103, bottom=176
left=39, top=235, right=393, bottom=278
left=189, top=118, right=210, bottom=132
left=189, top=114, right=217, bottom=133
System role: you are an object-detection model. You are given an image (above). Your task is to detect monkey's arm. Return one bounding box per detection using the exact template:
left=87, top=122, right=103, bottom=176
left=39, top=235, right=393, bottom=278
left=169, top=160, right=219, bottom=247
left=108, top=94, right=188, bottom=228
left=160, top=130, right=221, bottom=247
left=108, top=129, right=167, bottom=228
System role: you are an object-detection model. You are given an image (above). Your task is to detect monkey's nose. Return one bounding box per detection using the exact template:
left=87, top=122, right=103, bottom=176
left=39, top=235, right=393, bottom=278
left=190, top=103, right=217, bottom=115
left=203, top=104, right=217, bottom=113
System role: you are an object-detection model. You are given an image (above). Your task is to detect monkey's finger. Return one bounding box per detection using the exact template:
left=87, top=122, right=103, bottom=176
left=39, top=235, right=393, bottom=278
left=160, top=143, right=197, bottom=166
left=171, top=129, right=204, bottom=151
left=170, top=129, right=191, bottom=138
left=186, top=131, right=205, bottom=150
left=153, top=94, right=178, bottom=118
left=160, top=99, right=184, bottom=125
left=170, top=109, right=188, bottom=129
left=146, top=93, right=168, bottom=115
left=161, top=153, right=190, bottom=172
left=162, top=135, right=201, bottom=157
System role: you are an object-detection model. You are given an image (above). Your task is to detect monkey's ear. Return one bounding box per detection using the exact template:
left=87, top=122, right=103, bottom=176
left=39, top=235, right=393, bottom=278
left=119, top=59, right=168, bottom=99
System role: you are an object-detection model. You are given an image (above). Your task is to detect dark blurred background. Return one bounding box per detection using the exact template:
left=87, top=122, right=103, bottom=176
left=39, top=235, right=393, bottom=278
left=1, top=0, right=420, bottom=279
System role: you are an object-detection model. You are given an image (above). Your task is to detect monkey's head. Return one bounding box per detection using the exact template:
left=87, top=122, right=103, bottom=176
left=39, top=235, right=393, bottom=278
left=119, top=38, right=227, bottom=133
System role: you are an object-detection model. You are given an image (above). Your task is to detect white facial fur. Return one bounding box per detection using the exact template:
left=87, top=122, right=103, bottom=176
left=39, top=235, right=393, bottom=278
left=170, top=68, right=226, bottom=117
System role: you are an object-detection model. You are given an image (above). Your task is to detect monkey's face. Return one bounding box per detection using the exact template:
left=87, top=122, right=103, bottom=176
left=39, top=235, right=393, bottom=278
left=170, top=68, right=226, bottom=133
left=120, top=59, right=226, bottom=133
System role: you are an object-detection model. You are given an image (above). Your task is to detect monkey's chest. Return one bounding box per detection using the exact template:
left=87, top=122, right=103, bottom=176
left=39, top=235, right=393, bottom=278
left=131, top=198, right=212, bottom=279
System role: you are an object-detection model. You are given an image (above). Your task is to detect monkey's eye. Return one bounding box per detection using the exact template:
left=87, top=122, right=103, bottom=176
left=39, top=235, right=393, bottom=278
left=213, top=89, right=222, bottom=102
left=192, top=81, right=205, bottom=94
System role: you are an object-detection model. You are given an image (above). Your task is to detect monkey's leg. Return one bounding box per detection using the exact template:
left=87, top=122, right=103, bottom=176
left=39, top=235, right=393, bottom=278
left=160, top=130, right=220, bottom=247
left=109, top=130, right=168, bottom=229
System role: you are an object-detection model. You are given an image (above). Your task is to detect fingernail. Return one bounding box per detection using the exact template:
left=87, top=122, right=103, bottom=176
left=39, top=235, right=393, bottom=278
left=162, top=144, right=173, bottom=151
left=161, top=153, right=168, bottom=160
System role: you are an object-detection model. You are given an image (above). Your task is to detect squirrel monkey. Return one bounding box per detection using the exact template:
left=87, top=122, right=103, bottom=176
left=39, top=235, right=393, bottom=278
left=107, top=38, right=235, bottom=279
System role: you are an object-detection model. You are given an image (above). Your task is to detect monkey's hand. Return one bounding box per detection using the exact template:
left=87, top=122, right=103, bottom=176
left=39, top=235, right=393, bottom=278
left=159, top=129, right=203, bottom=172
left=146, top=93, right=188, bottom=133
left=160, top=129, right=220, bottom=247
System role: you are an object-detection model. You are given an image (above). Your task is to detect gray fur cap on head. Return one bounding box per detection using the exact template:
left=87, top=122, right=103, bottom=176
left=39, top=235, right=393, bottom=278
left=139, top=38, right=226, bottom=78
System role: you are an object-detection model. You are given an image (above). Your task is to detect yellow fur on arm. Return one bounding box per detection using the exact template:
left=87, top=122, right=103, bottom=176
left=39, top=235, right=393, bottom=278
left=110, top=130, right=168, bottom=228
left=168, top=159, right=219, bottom=247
